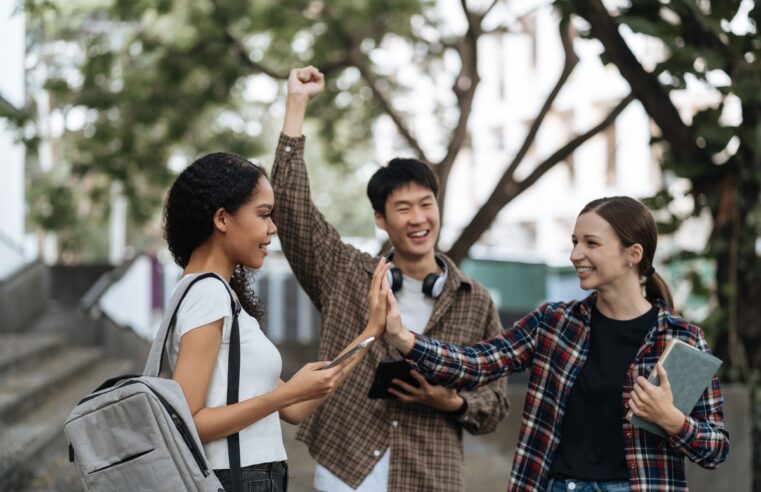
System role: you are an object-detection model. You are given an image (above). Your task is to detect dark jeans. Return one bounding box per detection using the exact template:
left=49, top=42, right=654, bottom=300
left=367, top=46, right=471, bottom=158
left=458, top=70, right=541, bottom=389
left=214, top=461, right=288, bottom=492
left=547, top=478, right=631, bottom=492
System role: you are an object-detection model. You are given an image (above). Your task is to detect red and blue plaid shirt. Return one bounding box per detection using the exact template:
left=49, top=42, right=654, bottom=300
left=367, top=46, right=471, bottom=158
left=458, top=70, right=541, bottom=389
left=406, top=293, right=729, bottom=492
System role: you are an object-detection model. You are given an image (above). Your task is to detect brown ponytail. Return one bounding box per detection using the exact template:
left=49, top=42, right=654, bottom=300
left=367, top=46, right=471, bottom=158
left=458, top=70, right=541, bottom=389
left=645, top=272, right=673, bottom=307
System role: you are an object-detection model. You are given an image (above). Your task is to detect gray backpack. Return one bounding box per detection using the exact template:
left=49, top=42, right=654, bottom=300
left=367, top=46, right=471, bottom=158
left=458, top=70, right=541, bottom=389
left=65, top=273, right=245, bottom=492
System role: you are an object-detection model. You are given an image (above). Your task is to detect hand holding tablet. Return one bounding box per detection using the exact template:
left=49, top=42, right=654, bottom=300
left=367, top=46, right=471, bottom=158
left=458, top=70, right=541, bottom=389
left=368, top=359, right=421, bottom=398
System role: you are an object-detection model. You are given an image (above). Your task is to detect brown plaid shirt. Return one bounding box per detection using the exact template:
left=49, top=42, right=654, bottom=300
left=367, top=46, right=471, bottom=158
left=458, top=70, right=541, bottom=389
left=271, top=133, right=510, bottom=491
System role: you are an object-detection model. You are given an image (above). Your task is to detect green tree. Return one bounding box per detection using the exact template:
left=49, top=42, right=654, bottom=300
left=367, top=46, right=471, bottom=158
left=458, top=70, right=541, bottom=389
left=7, top=0, right=629, bottom=262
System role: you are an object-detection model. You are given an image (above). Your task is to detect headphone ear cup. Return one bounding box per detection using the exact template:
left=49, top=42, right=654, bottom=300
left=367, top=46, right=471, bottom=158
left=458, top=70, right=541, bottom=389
left=387, top=267, right=403, bottom=293
left=431, top=274, right=446, bottom=298
left=422, top=273, right=440, bottom=298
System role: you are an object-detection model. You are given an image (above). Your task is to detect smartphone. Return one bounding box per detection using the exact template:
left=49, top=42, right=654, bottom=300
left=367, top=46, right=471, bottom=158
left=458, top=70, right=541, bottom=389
left=321, top=336, right=376, bottom=370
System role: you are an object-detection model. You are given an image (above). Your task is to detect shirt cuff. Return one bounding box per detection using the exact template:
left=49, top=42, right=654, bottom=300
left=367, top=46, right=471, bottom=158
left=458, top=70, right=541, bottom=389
left=276, top=132, right=306, bottom=155
left=668, top=415, right=697, bottom=448
left=450, top=392, right=471, bottom=420
left=402, top=332, right=428, bottom=361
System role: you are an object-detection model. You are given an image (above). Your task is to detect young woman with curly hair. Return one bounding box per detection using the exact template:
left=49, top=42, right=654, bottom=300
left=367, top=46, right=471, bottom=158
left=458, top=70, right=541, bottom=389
left=163, top=152, right=389, bottom=492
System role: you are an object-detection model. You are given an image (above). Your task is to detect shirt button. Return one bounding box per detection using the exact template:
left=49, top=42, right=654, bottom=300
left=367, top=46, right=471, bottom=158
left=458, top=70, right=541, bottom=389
left=373, top=450, right=381, bottom=457
left=284, top=145, right=292, bottom=152
left=568, top=482, right=576, bottom=490
left=391, top=420, right=399, bottom=428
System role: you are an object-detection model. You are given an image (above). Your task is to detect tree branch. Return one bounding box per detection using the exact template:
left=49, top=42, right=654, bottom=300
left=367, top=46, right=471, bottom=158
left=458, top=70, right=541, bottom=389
left=479, top=0, right=501, bottom=22
left=348, top=48, right=430, bottom=162
left=502, top=22, right=578, bottom=184
left=207, top=0, right=289, bottom=79
left=517, top=93, right=634, bottom=195
left=446, top=93, right=635, bottom=264
left=436, top=41, right=479, bottom=171
left=459, top=0, right=470, bottom=16
left=571, top=0, right=703, bottom=164
left=223, top=30, right=289, bottom=79
left=434, top=0, right=489, bottom=224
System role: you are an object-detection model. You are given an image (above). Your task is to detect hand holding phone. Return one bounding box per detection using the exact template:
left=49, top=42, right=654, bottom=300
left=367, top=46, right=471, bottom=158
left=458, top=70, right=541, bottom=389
left=321, top=336, right=375, bottom=370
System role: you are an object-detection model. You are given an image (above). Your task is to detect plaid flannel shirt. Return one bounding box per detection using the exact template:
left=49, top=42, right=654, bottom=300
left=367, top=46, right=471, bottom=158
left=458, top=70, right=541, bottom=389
left=270, top=133, right=510, bottom=491
left=406, top=293, right=729, bottom=492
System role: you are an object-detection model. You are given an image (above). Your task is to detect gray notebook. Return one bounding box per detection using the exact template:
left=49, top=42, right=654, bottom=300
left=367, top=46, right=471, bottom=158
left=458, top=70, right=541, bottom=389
left=627, top=338, right=722, bottom=437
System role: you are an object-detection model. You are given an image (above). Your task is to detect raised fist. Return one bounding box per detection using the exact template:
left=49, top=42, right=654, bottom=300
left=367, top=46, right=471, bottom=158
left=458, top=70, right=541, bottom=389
left=287, top=66, right=324, bottom=100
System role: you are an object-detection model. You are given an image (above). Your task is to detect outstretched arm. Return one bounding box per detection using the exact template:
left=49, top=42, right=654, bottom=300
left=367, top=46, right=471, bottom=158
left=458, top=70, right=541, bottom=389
left=385, top=293, right=544, bottom=391
left=387, top=298, right=510, bottom=434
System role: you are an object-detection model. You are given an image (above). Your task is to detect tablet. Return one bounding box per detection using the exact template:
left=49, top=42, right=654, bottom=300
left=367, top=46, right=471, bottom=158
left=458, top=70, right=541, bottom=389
left=368, top=359, right=420, bottom=399
left=321, top=336, right=375, bottom=370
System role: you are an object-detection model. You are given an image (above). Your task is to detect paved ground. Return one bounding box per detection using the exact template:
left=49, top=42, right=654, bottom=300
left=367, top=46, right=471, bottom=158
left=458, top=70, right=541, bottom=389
left=280, top=411, right=517, bottom=492
left=275, top=345, right=522, bottom=492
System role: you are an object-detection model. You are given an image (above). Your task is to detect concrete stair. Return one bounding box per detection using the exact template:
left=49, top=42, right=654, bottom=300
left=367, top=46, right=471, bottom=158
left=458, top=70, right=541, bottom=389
left=0, top=333, right=133, bottom=491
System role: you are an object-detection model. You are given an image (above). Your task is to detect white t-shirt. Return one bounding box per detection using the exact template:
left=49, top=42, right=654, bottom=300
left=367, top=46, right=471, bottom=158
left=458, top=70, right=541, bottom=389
left=166, top=276, right=287, bottom=470
left=394, top=275, right=436, bottom=334
left=314, top=274, right=435, bottom=491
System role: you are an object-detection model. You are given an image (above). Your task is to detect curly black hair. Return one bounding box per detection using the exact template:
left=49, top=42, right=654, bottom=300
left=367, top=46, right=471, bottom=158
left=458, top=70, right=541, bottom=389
left=163, top=152, right=266, bottom=320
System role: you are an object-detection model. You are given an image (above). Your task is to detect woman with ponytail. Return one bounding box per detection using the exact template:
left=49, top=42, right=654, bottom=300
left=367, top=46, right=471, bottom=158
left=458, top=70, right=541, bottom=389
left=162, top=152, right=389, bottom=492
left=385, top=196, right=728, bottom=492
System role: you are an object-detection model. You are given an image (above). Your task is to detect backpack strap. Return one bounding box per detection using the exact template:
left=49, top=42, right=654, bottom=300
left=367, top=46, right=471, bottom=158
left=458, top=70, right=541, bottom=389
left=143, top=272, right=243, bottom=492
left=143, top=272, right=237, bottom=377
left=226, top=295, right=243, bottom=492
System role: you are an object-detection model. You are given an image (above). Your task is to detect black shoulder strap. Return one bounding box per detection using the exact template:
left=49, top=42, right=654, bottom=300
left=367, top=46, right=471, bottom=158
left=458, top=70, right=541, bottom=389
left=152, top=273, right=232, bottom=376
left=225, top=287, right=242, bottom=492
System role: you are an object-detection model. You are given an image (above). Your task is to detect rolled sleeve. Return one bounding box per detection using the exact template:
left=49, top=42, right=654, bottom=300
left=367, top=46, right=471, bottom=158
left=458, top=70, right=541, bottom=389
left=668, top=415, right=698, bottom=448
left=275, top=133, right=305, bottom=158
left=665, top=374, right=730, bottom=469
left=456, top=383, right=510, bottom=434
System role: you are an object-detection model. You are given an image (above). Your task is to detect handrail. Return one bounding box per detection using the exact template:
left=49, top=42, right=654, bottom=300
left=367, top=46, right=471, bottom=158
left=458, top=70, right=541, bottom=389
left=0, top=91, right=23, bottom=118
left=0, top=229, right=24, bottom=256
left=80, top=254, right=141, bottom=311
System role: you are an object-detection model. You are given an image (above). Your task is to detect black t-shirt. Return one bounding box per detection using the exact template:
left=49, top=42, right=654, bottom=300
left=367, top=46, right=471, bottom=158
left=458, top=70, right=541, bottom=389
left=549, top=303, right=657, bottom=481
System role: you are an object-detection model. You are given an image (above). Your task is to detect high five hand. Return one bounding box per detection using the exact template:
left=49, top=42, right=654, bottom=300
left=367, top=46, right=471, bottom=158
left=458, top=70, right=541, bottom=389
left=366, top=258, right=390, bottom=338
left=384, top=289, right=415, bottom=353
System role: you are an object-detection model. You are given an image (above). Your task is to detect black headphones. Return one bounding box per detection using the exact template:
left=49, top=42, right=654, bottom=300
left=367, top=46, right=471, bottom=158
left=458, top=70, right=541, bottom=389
left=384, top=251, right=448, bottom=298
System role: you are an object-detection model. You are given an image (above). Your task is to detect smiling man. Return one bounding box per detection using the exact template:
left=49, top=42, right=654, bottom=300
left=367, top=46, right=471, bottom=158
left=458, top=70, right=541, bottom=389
left=271, top=66, right=509, bottom=492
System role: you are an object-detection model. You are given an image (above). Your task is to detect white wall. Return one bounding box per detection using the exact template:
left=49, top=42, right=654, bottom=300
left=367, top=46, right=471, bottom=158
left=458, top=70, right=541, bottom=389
left=0, top=3, right=27, bottom=277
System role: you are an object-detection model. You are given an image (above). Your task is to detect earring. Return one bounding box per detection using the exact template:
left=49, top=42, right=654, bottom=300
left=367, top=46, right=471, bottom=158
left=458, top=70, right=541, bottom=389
left=626, top=262, right=633, bottom=268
